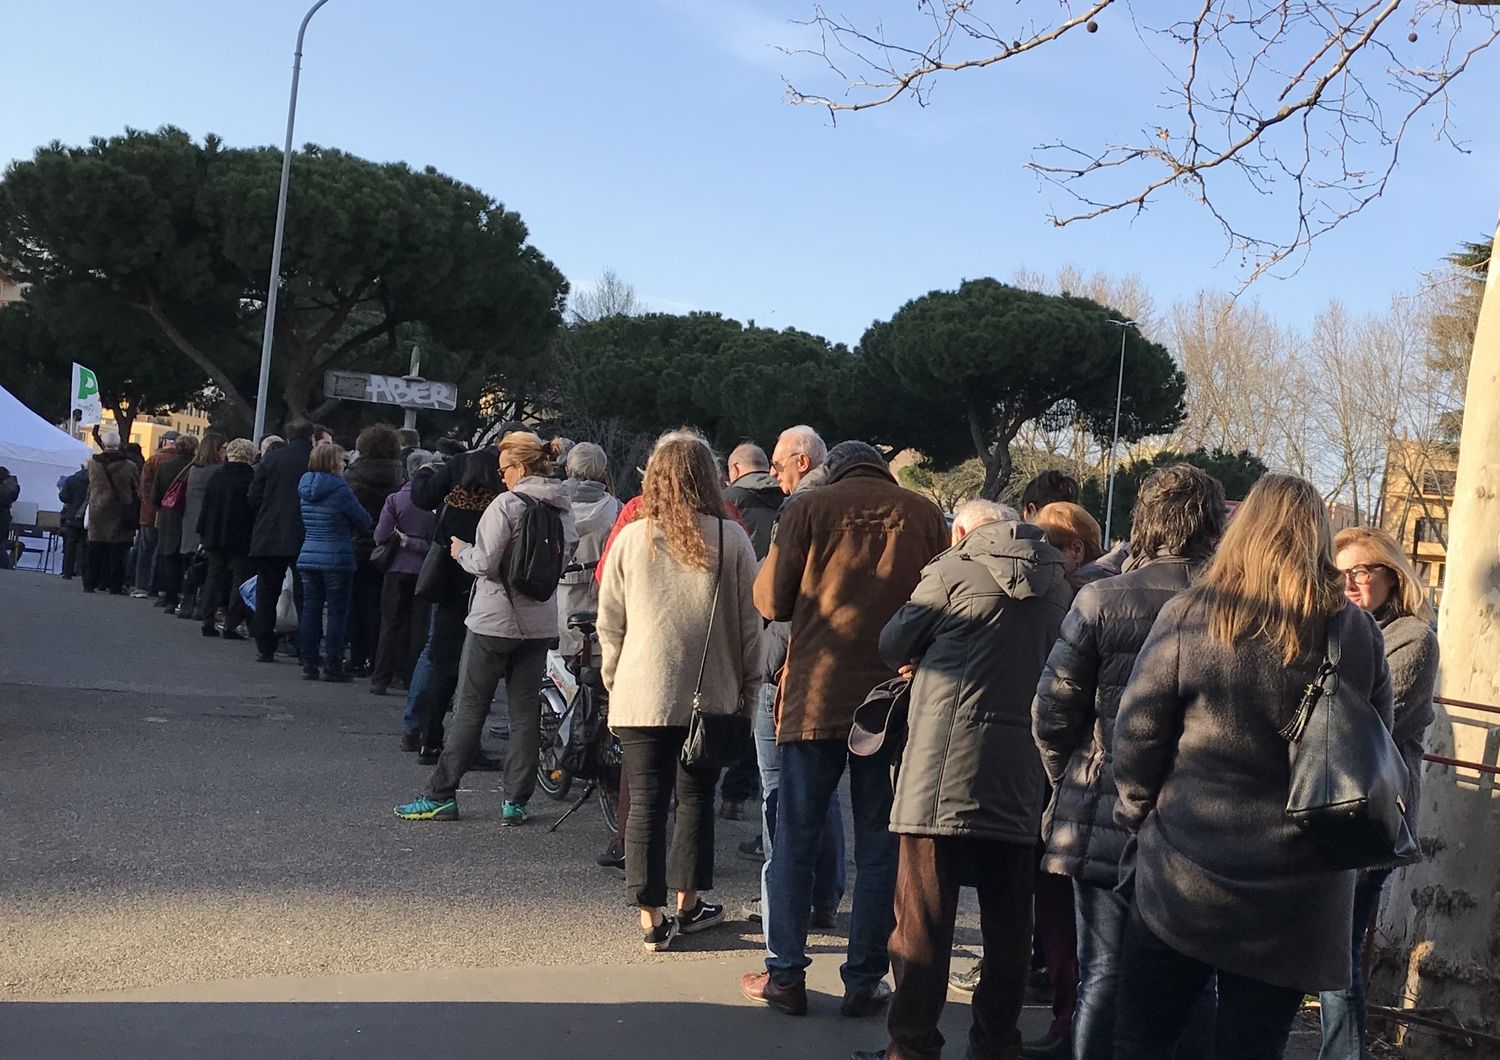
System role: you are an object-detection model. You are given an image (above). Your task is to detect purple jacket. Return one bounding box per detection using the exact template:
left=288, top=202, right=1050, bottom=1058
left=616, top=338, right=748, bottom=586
left=374, top=482, right=437, bottom=576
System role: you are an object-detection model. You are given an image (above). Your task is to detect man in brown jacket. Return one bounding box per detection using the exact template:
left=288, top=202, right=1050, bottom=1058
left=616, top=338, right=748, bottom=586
left=741, top=441, right=948, bottom=1019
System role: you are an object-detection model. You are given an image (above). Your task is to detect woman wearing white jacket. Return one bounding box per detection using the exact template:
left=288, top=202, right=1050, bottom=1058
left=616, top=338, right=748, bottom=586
left=395, top=432, right=577, bottom=827
left=598, top=435, right=762, bottom=952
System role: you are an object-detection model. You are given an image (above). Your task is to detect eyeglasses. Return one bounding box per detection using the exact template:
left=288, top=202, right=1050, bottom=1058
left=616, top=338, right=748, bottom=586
left=1340, top=564, right=1390, bottom=585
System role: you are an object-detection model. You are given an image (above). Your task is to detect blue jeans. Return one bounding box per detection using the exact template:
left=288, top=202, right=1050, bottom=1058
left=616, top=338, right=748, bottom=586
left=754, top=686, right=846, bottom=913
left=1075, top=880, right=1216, bottom=1060
left=298, top=569, right=353, bottom=669
left=765, top=737, right=896, bottom=993
left=1318, top=870, right=1392, bottom=1060
left=402, top=609, right=438, bottom=736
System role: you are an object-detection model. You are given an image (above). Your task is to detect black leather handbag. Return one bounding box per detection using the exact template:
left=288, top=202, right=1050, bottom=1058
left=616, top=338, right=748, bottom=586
left=681, top=519, right=753, bottom=769
left=1281, top=607, right=1418, bottom=870
left=412, top=504, right=450, bottom=603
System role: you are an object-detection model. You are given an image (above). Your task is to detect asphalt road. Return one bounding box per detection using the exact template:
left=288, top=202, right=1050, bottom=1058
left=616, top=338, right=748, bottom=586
left=0, top=573, right=1014, bottom=1058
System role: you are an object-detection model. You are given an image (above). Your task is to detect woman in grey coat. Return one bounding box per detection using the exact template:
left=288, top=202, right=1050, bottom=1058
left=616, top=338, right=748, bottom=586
left=1319, top=526, right=1438, bottom=1060
left=177, top=432, right=225, bottom=617
left=1113, top=474, right=1394, bottom=1060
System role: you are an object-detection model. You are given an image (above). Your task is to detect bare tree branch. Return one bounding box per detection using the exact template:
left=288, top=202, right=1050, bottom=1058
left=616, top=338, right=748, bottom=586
left=784, top=1, right=1500, bottom=281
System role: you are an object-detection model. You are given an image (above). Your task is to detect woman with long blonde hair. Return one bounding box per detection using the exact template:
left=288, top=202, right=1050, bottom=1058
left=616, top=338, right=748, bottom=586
left=596, top=436, right=761, bottom=951
left=1112, top=474, right=1395, bottom=1059
left=1318, top=526, right=1438, bottom=1060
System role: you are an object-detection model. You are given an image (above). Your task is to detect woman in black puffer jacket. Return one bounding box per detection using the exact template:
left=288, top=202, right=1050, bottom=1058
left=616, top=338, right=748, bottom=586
left=344, top=424, right=406, bottom=675
left=1031, top=465, right=1225, bottom=1060
left=407, top=451, right=502, bottom=761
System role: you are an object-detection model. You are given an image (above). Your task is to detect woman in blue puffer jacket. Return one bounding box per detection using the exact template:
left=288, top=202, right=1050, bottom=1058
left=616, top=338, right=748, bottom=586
left=297, top=443, right=372, bottom=682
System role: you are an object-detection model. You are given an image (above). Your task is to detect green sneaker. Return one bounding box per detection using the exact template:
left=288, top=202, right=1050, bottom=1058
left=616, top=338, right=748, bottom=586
left=501, top=801, right=528, bottom=827
left=395, top=795, right=458, bottom=821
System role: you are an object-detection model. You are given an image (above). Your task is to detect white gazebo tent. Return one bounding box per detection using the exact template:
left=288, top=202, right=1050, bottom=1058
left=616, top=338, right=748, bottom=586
left=0, top=383, right=94, bottom=513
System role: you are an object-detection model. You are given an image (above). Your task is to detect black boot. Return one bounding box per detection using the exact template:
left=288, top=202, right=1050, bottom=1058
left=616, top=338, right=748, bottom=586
left=302, top=664, right=321, bottom=681
left=322, top=660, right=352, bottom=683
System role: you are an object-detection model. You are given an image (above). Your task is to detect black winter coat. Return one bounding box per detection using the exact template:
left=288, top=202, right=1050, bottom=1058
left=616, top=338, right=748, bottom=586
left=344, top=456, right=405, bottom=559
left=248, top=439, right=313, bottom=558
left=59, top=469, right=90, bottom=529
left=198, top=461, right=256, bottom=555
left=879, top=520, right=1072, bottom=845
left=1032, top=551, right=1206, bottom=887
left=427, top=486, right=497, bottom=610
left=725, top=472, right=783, bottom=560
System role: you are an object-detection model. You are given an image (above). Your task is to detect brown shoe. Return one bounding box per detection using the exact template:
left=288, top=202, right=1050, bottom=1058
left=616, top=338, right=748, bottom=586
left=740, top=971, right=808, bottom=1016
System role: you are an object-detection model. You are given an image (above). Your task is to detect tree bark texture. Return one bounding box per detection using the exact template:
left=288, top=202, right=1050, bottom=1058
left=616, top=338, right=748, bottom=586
left=1375, top=204, right=1500, bottom=1055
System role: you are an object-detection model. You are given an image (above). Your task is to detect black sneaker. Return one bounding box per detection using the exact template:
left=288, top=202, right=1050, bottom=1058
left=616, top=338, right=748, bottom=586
left=643, top=915, right=679, bottom=952
left=738, top=835, right=765, bottom=862
left=399, top=732, right=420, bottom=753
left=595, top=839, right=625, bottom=871
left=677, top=900, right=727, bottom=934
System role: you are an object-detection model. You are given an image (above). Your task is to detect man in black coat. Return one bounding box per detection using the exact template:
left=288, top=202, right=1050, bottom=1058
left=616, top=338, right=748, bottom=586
left=247, top=420, right=330, bottom=661
left=724, top=443, right=783, bottom=562
left=58, top=463, right=91, bottom=579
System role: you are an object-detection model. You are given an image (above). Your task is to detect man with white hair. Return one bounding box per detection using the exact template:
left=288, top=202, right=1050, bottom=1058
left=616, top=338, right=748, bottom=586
left=84, top=428, right=140, bottom=594
left=851, top=495, right=1071, bottom=1060
left=768, top=425, right=828, bottom=497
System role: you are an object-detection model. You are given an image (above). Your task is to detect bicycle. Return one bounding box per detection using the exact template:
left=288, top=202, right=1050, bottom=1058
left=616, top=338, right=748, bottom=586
left=536, top=608, right=621, bottom=835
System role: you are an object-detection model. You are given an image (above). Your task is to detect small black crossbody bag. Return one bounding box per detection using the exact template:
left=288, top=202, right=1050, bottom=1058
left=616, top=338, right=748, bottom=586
left=681, top=518, right=753, bottom=769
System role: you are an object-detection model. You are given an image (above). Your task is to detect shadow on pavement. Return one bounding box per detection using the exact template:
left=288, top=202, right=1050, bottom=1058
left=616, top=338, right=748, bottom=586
left=6, top=999, right=932, bottom=1060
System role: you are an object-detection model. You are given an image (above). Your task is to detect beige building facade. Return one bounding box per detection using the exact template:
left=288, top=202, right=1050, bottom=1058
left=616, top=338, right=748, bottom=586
left=1379, top=438, right=1457, bottom=608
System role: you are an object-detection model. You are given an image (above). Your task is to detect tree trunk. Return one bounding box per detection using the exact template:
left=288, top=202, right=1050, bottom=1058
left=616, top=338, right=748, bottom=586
left=1375, top=204, right=1500, bottom=1053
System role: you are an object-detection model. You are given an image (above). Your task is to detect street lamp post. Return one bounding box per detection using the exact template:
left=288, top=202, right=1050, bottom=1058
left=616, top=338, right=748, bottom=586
left=1103, top=318, right=1136, bottom=546
left=251, top=0, right=336, bottom=444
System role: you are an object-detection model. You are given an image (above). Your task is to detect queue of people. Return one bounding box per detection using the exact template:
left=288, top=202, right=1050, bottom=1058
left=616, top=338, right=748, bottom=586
left=63, top=413, right=1438, bottom=1060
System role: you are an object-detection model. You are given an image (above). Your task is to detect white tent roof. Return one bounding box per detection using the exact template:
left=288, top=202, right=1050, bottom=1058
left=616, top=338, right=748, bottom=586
left=0, top=383, right=94, bottom=514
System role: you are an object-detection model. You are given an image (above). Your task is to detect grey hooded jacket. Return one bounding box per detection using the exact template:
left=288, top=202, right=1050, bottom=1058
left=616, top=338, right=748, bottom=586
left=879, top=520, right=1072, bottom=845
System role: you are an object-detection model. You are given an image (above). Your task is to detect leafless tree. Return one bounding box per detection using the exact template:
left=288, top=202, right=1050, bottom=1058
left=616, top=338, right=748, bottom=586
left=784, top=2, right=1499, bottom=280
left=567, top=267, right=642, bottom=326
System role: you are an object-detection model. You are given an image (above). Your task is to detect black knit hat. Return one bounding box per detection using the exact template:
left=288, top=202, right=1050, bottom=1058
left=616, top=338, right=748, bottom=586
left=826, top=440, right=889, bottom=478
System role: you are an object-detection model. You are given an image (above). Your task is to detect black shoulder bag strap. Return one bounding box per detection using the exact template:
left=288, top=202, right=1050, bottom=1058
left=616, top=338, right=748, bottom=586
left=1280, top=608, right=1342, bottom=743
left=691, top=518, right=726, bottom=712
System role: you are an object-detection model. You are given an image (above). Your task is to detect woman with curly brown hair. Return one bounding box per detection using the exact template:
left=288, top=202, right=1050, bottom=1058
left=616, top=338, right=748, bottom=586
left=596, top=436, right=762, bottom=951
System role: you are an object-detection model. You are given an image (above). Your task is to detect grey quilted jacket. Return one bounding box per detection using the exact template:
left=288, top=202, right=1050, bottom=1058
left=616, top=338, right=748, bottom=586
left=1031, top=550, right=1207, bottom=887
left=880, top=520, right=1072, bottom=845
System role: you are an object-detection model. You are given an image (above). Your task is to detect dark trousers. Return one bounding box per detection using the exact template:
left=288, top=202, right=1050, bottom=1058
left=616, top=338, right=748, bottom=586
left=298, top=569, right=353, bottom=669
left=85, top=540, right=130, bottom=592
left=616, top=726, right=719, bottom=910
left=371, top=570, right=423, bottom=689
left=415, top=605, right=470, bottom=748
left=1116, top=908, right=1302, bottom=1060
left=200, top=548, right=252, bottom=633
left=158, top=550, right=184, bottom=605
left=62, top=528, right=87, bottom=579
left=1074, top=881, right=1215, bottom=1060
left=720, top=758, right=760, bottom=803
left=424, top=632, right=549, bottom=804
left=766, top=737, right=898, bottom=993
left=347, top=559, right=382, bottom=667
left=134, top=526, right=158, bottom=593
left=252, top=556, right=300, bottom=657
left=1035, top=858, right=1079, bottom=1040
left=887, top=836, right=1035, bottom=1060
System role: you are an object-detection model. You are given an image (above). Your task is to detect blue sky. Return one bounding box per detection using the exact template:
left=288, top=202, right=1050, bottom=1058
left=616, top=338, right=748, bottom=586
left=4, top=0, right=1497, bottom=348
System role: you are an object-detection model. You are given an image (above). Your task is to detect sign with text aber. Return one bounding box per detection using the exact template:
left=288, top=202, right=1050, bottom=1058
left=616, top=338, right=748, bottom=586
left=324, top=370, right=458, bottom=412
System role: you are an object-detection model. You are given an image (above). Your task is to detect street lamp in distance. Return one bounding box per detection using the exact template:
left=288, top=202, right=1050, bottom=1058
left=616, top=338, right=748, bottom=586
left=252, top=0, right=337, bottom=444
left=1103, top=318, right=1137, bottom=546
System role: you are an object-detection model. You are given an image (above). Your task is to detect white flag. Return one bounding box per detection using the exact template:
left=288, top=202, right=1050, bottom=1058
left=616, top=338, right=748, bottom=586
left=71, top=362, right=102, bottom=427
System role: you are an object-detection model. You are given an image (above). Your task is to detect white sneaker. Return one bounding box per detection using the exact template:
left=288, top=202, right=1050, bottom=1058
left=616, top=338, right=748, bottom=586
left=130, top=590, right=149, bottom=599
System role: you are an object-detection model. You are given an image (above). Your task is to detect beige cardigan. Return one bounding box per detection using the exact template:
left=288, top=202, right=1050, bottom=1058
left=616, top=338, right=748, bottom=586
left=597, top=514, right=762, bottom=729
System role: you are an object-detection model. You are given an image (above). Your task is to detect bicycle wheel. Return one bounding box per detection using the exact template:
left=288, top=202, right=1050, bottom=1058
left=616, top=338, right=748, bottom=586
left=536, top=684, right=573, bottom=800
left=597, top=731, right=622, bottom=832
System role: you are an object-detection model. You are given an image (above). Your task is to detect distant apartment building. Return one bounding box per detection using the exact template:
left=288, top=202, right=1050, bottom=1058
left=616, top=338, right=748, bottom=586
left=92, top=405, right=214, bottom=453
left=0, top=265, right=25, bottom=306
left=1379, top=437, right=1457, bottom=607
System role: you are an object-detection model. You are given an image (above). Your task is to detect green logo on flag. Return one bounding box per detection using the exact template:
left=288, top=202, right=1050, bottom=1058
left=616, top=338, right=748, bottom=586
left=76, top=366, right=99, bottom=401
